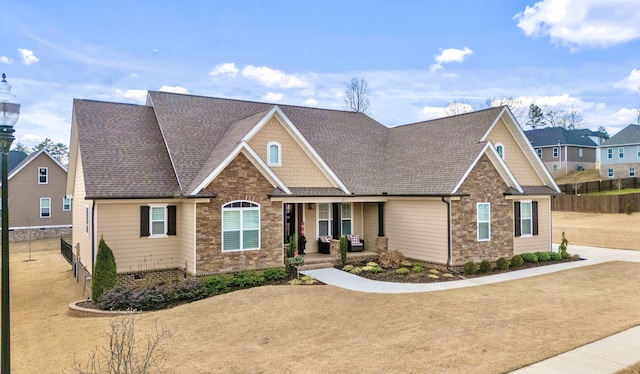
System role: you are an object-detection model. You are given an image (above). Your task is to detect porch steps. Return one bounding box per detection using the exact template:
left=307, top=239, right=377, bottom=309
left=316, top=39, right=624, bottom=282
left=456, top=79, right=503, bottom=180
left=299, top=262, right=335, bottom=271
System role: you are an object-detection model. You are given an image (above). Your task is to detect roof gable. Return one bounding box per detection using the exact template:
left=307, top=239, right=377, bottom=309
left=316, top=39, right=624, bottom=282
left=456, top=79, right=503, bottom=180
left=525, top=127, right=598, bottom=147
left=602, top=124, right=640, bottom=146
left=8, top=149, right=66, bottom=180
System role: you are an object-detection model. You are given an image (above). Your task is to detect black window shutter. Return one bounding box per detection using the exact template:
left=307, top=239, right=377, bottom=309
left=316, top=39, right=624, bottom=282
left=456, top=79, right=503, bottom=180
left=532, top=201, right=539, bottom=236
left=140, top=206, right=150, bottom=237
left=167, top=205, right=177, bottom=235
left=514, top=202, right=521, bottom=237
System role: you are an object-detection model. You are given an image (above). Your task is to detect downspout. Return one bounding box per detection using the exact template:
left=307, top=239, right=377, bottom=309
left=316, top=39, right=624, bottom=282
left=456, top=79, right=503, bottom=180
left=441, top=197, right=453, bottom=270
left=91, top=199, right=96, bottom=274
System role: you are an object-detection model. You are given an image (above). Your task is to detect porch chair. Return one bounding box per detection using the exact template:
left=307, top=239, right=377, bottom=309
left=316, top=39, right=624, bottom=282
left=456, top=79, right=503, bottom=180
left=346, top=234, right=364, bottom=252
left=318, top=236, right=332, bottom=254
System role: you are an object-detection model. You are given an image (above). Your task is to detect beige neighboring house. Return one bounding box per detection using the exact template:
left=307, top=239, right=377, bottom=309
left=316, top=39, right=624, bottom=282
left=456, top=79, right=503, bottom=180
left=5, top=149, right=72, bottom=241
left=67, top=91, right=560, bottom=284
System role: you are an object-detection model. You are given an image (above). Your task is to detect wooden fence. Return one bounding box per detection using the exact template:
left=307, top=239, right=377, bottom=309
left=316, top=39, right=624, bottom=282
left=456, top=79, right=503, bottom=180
left=552, top=193, right=640, bottom=213
left=557, top=177, right=639, bottom=195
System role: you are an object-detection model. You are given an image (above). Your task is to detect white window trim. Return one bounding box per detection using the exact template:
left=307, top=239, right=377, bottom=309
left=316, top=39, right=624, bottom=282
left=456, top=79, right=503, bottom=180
left=630, top=167, right=636, bottom=177
left=553, top=164, right=558, bottom=170
left=553, top=147, right=558, bottom=158
left=149, top=204, right=168, bottom=238
left=341, top=203, right=352, bottom=235
left=536, top=148, right=542, bottom=158
left=520, top=200, right=533, bottom=238
left=40, top=197, right=51, bottom=218
left=608, top=168, right=614, bottom=178
left=495, top=143, right=504, bottom=159
left=637, top=146, right=640, bottom=158
left=85, top=206, right=90, bottom=235
left=267, top=141, right=281, bottom=167
left=477, top=203, right=490, bottom=242
left=608, top=148, right=613, bottom=159
left=38, top=167, right=48, bottom=184
left=221, top=200, right=261, bottom=252
left=317, top=203, right=332, bottom=238
left=578, top=148, right=583, bottom=158
left=63, top=197, right=71, bottom=211
left=619, top=147, right=625, bottom=159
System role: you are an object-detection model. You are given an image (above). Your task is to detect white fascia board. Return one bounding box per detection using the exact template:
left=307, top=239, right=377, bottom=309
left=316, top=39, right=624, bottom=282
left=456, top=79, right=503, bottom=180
left=190, top=142, right=291, bottom=196
left=242, top=106, right=351, bottom=194
left=452, top=142, right=523, bottom=194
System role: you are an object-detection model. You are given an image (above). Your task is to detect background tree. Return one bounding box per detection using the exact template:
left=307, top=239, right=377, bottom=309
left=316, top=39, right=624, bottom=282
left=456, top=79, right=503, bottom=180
left=444, top=100, right=472, bottom=116
left=526, top=104, right=546, bottom=129
left=597, top=126, right=610, bottom=140
left=559, top=104, right=584, bottom=130
left=11, top=143, right=30, bottom=154
left=343, top=77, right=370, bottom=113
left=32, top=138, right=69, bottom=164
left=92, top=236, right=118, bottom=301
left=486, top=96, right=527, bottom=125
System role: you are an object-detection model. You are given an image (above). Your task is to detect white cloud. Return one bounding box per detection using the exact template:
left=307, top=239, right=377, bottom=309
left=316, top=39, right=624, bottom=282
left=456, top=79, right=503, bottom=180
left=515, top=0, right=640, bottom=50
left=114, top=89, right=148, bottom=102
left=158, top=85, right=189, bottom=94
left=421, top=105, right=448, bottom=119
left=241, top=65, right=308, bottom=88
left=304, top=98, right=318, bottom=106
left=0, top=56, right=13, bottom=64
left=152, top=48, right=160, bottom=53
left=613, top=69, right=640, bottom=91
left=430, top=47, right=473, bottom=72
left=210, top=62, right=239, bottom=78
left=18, top=49, right=39, bottom=65
left=262, top=92, right=282, bottom=102
left=131, top=73, right=138, bottom=78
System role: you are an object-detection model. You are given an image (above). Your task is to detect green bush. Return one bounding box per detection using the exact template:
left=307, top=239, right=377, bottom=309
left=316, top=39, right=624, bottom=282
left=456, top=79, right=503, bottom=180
left=548, top=252, right=562, bottom=261
left=99, top=285, right=168, bottom=311
left=479, top=260, right=494, bottom=274
left=559, top=231, right=569, bottom=258
left=510, top=255, right=524, bottom=268
left=626, top=204, right=634, bottom=215
left=340, top=236, right=348, bottom=267
left=535, top=252, right=551, bottom=262
left=396, top=267, right=409, bottom=275
left=342, top=265, right=354, bottom=272
left=202, top=274, right=234, bottom=295
left=521, top=253, right=539, bottom=263
left=495, top=257, right=510, bottom=271
left=369, top=266, right=383, bottom=274
left=462, top=261, right=478, bottom=275
left=411, top=264, right=424, bottom=273
left=168, top=278, right=208, bottom=302
left=232, top=270, right=265, bottom=289
left=99, top=287, right=132, bottom=311
left=263, top=267, right=287, bottom=281
left=92, top=237, right=118, bottom=301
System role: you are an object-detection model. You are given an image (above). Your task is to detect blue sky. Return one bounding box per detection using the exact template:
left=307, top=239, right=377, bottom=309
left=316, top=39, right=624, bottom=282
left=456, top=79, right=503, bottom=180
left=2, top=0, right=640, bottom=147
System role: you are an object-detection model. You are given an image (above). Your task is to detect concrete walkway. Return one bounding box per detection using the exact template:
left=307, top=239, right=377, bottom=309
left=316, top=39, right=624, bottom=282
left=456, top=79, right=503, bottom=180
left=301, top=244, right=640, bottom=373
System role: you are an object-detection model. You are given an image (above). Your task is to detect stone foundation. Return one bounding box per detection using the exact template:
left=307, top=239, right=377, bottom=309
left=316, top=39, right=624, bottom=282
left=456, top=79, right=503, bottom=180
left=8, top=226, right=71, bottom=242
left=117, top=268, right=187, bottom=288
left=375, top=237, right=388, bottom=253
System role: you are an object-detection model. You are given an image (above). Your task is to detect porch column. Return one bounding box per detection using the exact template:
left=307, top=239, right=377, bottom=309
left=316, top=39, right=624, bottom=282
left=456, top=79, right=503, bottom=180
left=332, top=202, right=342, bottom=238
left=377, top=202, right=385, bottom=237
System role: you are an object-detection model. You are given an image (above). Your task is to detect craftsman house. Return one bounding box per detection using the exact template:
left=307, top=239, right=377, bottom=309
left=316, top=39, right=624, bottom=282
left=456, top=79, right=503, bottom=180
left=5, top=149, right=72, bottom=241
left=67, top=91, right=559, bottom=282
left=599, top=124, right=640, bottom=179
left=525, top=127, right=605, bottom=177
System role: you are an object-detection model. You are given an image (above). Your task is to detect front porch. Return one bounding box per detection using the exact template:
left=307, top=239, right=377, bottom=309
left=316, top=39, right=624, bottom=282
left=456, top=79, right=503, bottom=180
left=299, top=250, right=379, bottom=271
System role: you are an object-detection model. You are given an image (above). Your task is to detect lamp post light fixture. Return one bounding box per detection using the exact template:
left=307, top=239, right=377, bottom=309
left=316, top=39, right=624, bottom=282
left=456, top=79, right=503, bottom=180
left=0, top=73, right=19, bottom=374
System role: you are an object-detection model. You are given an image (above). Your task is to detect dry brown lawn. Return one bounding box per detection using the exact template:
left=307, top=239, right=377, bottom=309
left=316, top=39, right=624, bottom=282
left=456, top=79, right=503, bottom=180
left=5, top=239, right=640, bottom=373
left=553, top=211, right=640, bottom=250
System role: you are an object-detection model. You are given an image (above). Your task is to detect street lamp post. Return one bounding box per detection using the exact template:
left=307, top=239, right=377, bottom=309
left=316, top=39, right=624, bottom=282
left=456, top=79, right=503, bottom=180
left=0, top=73, right=20, bottom=374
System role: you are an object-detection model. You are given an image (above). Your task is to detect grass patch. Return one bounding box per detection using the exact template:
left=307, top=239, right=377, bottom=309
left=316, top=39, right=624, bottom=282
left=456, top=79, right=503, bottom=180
left=584, top=188, right=640, bottom=196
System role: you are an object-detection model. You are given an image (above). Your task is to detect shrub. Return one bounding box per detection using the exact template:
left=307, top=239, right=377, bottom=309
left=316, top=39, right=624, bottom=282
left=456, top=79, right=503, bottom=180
left=99, top=287, right=133, bottom=311
left=232, top=270, right=265, bottom=289
left=535, top=252, right=551, bottom=262
left=626, top=204, right=634, bottom=215
left=462, top=261, right=478, bottom=275
left=202, top=274, right=234, bottom=295
left=559, top=231, right=569, bottom=259
left=263, top=267, right=287, bottom=281
left=378, top=250, right=405, bottom=269
left=412, top=264, right=424, bottom=273
left=521, top=253, right=539, bottom=263
left=349, top=267, right=362, bottom=274
left=572, top=254, right=581, bottom=261
left=369, top=266, right=382, bottom=274
left=92, top=237, right=118, bottom=302
left=133, top=285, right=167, bottom=311
left=286, top=236, right=296, bottom=258
left=342, top=264, right=354, bottom=272
left=548, top=252, right=562, bottom=261
left=168, top=278, right=207, bottom=302
left=495, top=257, right=510, bottom=271
left=396, top=268, right=409, bottom=275
left=429, top=269, right=440, bottom=274
left=479, top=260, right=494, bottom=274
left=340, top=236, right=348, bottom=267
left=400, top=260, right=414, bottom=267
left=367, top=262, right=379, bottom=268
left=510, top=255, right=524, bottom=268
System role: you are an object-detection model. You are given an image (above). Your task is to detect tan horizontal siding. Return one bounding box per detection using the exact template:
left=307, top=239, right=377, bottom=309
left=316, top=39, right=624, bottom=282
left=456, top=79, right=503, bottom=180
left=514, top=197, right=552, bottom=254
left=363, top=203, right=378, bottom=244
left=385, top=199, right=448, bottom=263
left=179, top=201, right=196, bottom=274
left=71, top=151, right=93, bottom=272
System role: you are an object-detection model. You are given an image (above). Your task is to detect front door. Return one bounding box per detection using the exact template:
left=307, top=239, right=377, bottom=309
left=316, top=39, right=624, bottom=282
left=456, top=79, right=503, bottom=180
left=283, top=203, right=296, bottom=244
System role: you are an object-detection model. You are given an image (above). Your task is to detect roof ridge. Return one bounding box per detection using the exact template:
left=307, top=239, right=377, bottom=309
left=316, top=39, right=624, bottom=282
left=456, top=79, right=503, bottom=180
left=392, top=106, right=505, bottom=129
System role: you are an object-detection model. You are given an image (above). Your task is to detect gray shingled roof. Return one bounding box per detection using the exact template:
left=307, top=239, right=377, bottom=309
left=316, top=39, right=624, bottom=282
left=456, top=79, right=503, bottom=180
left=602, top=124, right=640, bottom=146
left=72, top=93, right=542, bottom=198
left=525, top=127, right=598, bottom=147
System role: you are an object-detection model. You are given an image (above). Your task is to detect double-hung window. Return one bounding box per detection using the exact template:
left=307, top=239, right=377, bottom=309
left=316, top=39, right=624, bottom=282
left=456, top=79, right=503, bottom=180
left=608, top=168, right=614, bottom=178
left=477, top=203, right=490, bottom=241
left=536, top=149, right=542, bottom=158
left=607, top=148, right=613, bottom=159
left=637, top=146, right=640, bottom=158
left=553, top=147, right=558, bottom=158
left=578, top=148, right=583, bottom=158
left=63, top=197, right=71, bottom=211
left=341, top=203, right=352, bottom=235
left=140, top=205, right=177, bottom=237
left=619, top=147, right=625, bottom=159
left=222, top=201, right=260, bottom=251
left=630, top=167, right=636, bottom=177
left=40, top=198, right=51, bottom=218
left=317, top=203, right=331, bottom=237
left=515, top=201, right=538, bottom=237
left=496, top=144, right=504, bottom=159
left=85, top=206, right=90, bottom=235
left=38, top=167, right=48, bottom=184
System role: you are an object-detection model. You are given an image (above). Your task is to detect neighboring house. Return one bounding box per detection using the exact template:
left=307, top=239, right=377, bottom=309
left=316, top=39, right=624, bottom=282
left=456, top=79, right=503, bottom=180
left=3, top=149, right=72, bottom=241
left=525, top=127, right=604, bottom=177
left=67, top=92, right=559, bottom=283
left=599, top=124, right=640, bottom=179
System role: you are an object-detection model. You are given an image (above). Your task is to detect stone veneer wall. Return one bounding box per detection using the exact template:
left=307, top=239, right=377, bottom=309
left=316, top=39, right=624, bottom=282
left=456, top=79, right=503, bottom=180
left=8, top=226, right=72, bottom=242
left=194, top=153, right=283, bottom=274
left=599, top=163, right=640, bottom=179
left=450, top=154, right=513, bottom=265
left=117, top=268, right=186, bottom=288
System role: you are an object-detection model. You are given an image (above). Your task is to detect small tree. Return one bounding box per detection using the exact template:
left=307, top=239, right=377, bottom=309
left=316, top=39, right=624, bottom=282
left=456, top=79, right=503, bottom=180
left=339, top=236, right=348, bottom=267
left=343, top=77, right=370, bottom=113
left=92, top=236, right=118, bottom=301
left=559, top=232, right=569, bottom=259
left=569, top=174, right=582, bottom=195
left=613, top=177, right=625, bottom=192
